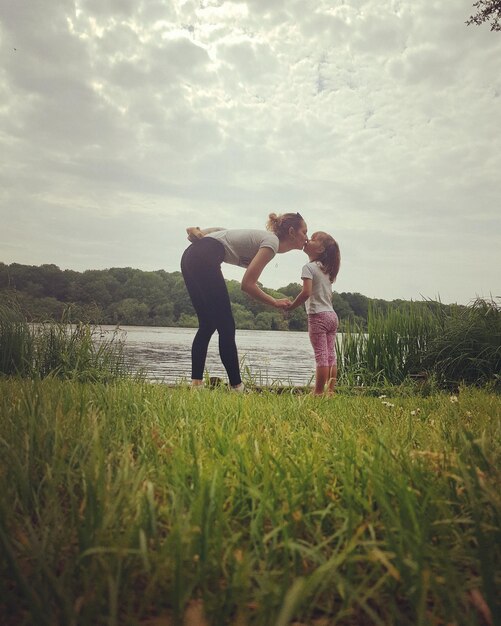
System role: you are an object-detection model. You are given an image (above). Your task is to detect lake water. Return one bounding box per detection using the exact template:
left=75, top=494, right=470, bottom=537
left=99, top=326, right=319, bottom=386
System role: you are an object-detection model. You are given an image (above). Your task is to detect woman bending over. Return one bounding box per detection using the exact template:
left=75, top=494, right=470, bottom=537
left=181, top=213, right=308, bottom=390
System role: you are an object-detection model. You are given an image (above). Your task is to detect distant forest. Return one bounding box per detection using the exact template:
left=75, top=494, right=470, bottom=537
left=0, top=262, right=461, bottom=332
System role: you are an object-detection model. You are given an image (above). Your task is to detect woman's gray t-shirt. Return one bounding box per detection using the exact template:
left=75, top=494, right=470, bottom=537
left=205, top=229, right=279, bottom=267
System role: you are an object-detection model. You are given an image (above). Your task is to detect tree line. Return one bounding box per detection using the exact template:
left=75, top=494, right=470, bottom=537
left=0, top=262, right=462, bottom=332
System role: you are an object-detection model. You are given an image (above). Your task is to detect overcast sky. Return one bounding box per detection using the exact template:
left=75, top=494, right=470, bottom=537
left=1, top=0, right=500, bottom=304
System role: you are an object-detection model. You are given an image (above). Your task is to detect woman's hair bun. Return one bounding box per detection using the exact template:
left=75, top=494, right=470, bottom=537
left=266, top=211, right=304, bottom=239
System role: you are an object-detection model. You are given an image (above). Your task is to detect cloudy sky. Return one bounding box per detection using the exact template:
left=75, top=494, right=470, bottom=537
left=1, top=0, right=500, bottom=304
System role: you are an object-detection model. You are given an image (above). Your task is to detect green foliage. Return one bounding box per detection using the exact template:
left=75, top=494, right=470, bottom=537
left=341, top=291, right=369, bottom=319
left=3, top=263, right=498, bottom=388
left=0, top=381, right=499, bottom=624
left=0, top=262, right=467, bottom=334
left=231, top=303, right=255, bottom=330
left=0, top=302, right=132, bottom=382
left=421, top=298, right=501, bottom=387
left=177, top=313, right=198, bottom=328
left=254, top=311, right=288, bottom=331
left=339, top=298, right=501, bottom=389
left=108, top=298, right=150, bottom=325
left=0, top=303, right=33, bottom=376
left=332, top=292, right=354, bottom=319
left=277, top=282, right=302, bottom=298
left=287, top=305, right=307, bottom=331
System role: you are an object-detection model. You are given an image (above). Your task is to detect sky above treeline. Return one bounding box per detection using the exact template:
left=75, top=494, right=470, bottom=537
left=1, top=0, right=500, bottom=305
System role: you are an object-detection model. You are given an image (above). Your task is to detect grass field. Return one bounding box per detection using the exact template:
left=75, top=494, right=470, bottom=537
left=0, top=379, right=500, bottom=625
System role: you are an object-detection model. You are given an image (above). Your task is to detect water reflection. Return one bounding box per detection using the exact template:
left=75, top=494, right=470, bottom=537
left=100, top=326, right=316, bottom=385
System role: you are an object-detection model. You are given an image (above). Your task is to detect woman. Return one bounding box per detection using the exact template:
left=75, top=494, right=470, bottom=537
left=181, top=213, right=308, bottom=390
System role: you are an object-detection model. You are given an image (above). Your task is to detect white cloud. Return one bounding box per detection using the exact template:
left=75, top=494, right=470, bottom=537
left=1, top=0, right=500, bottom=304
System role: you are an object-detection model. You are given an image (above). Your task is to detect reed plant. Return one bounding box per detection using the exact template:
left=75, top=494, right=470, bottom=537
left=0, top=379, right=499, bottom=625
left=338, top=299, right=500, bottom=389
left=0, top=303, right=132, bottom=382
left=338, top=304, right=437, bottom=386
left=421, top=298, right=501, bottom=388
left=0, top=304, right=34, bottom=376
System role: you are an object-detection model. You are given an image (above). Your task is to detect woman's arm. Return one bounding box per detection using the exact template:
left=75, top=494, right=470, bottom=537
left=287, top=278, right=312, bottom=311
left=200, top=227, right=224, bottom=235
left=241, top=248, right=291, bottom=309
left=186, top=226, right=224, bottom=242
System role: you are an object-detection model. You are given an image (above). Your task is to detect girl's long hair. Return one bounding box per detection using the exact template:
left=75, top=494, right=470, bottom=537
left=266, top=212, right=305, bottom=241
left=314, top=232, right=341, bottom=283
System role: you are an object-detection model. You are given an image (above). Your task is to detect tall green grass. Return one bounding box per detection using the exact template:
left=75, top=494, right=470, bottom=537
left=422, top=298, right=501, bottom=388
left=0, top=303, right=132, bottom=382
left=0, top=304, right=34, bottom=376
left=0, top=380, right=499, bottom=625
left=338, top=299, right=501, bottom=389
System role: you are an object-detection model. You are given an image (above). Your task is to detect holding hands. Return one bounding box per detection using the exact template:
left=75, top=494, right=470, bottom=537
left=274, top=297, right=292, bottom=310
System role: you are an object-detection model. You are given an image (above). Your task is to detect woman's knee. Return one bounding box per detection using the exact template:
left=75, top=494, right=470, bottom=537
left=196, top=322, right=216, bottom=341
left=217, top=314, right=236, bottom=336
left=218, top=328, right=236, bottom=348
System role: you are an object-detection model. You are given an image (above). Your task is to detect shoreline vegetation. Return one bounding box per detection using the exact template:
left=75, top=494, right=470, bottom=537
left=0, top=299, right=500, bottom=624
left=1, top=296, right=499, bottom=391
left=0, top=261, right=475, bottom=332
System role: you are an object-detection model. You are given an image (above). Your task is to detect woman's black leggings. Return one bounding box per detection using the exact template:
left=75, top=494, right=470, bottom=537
left=181, top=238, right=241, bottom=386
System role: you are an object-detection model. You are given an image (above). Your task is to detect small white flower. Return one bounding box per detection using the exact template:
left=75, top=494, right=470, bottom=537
left=381, top=401, right=395, bottom=408
left=450, top=395, right=458, bottom=403
left=410, top=409, right=421, bottom=416
left=378, top=395, right=387, bottom=399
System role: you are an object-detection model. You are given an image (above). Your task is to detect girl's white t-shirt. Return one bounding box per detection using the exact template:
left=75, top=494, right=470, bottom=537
left=301, top=261, right=334, bottom=314
left=205, top=229, right=279, bottom=267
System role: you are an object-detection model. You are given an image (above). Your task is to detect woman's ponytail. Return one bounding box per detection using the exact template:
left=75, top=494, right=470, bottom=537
left=266, top=212, right=305, bottom=241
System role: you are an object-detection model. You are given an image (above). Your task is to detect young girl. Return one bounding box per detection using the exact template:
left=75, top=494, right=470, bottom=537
left=181, top=213, right=308, bottom=391
left=287, top=232, right=341, bottom=395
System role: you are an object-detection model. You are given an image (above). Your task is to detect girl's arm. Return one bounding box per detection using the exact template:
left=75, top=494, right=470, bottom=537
left=287, top=278, right=312, bottom=311
left=241, top=248, right=291, bottom=309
